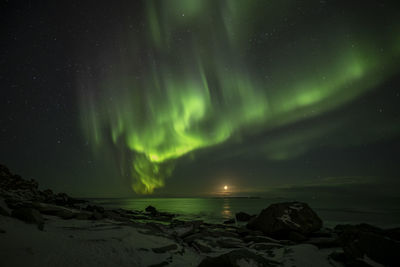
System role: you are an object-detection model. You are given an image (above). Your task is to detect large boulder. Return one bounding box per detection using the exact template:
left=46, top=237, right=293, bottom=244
left=198, top=249, right=274, bottom=267
left=247, top=202, right=322, bottom=239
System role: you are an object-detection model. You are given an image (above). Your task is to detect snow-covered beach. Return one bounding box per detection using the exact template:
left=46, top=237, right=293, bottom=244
left=1, top=164, right=398, bottom=267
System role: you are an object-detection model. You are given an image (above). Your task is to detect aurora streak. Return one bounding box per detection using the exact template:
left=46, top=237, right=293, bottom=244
left=79, top=1, right=400, bottom=194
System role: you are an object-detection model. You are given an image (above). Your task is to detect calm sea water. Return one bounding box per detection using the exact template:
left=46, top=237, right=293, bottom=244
left=92, top=197, right=400, bottom=228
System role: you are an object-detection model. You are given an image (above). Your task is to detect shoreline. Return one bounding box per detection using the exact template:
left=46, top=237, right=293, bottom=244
left=1, top=164, right=399, bottom=267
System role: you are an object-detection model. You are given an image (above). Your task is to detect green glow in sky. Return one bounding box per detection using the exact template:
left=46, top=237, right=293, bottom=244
left=80, top=1, right=400, bottom=194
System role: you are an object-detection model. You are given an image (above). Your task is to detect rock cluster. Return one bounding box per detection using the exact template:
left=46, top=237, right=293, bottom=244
left=0, top=164, right=85, bottom=206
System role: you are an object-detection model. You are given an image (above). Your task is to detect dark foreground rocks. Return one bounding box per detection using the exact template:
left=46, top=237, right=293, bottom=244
left=333, top=223, right=400, bottom=266
left=247, top=202, right=322, bottom=241
left=0, top=164, right=86, bottom=206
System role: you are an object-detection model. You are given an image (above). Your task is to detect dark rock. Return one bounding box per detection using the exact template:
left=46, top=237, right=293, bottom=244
left=145, top=205, right=157, bottom=214
left=114, top=208, right=137, bottom=216
left=152, top=214, right=174, bottom=222
left=53, top=193, right=70, bottom=206
left=74, top=211, right=92, bottom=220
left=3, top=199, right=27, bottom=210
left=235, top=212, right=254, bottom=222
left=249, top=242, right=283, bottom=251
left=198, top=249, right=274, bottom=267
left=346, top=259, right=375, bottom=267
left=236, top=227, right=252, bottom=237
left=103, top=210, right=130, bottom=222
left=41, top=189, right=54, bottom=202
left=55, top=209, right=75, bottom=219
left=243, top=235, right=281, bottom=244
left=142, top=222, right=165, bottom=235
left=152, top=244, right=178, bottom=253
left=86, top=205, right=105, bottom=213
left=0, top=164, right=12, bottom=177
left=91, top=211, right=103, bottom=220
left=178, top=220, right=204, bottom=239
left=0, top=165, right=40, bottom=201
left=32, top=202, right=75, bottom=219
left=0, top=164, right=86, bottom=206
left=45, top=192, right=86, bottom=206
left=148, top=261, right=170, bottom=267
left=247, top=202, right=322, bottom=239
left=183, top=232, right=205, bottom=244
left=207, top=229, right=239, bottom=239
left=11, top=207, right=44, bottom=230
left=131, top=214, right=151, bottom=220
left=236, top=227, right=264, bottom=238
left=328, top=251, right=347, bottom=263
left=0, top=228, right=5, bottom=233
left=385, top=227, right=400, bottom=241
left=336, top=223, right=400, bottom=266
left=192, top=240, right=213, bottom=253
left=3, top=198, right=28, bottom=210
left=42, top=189, right=53, bottom=196
left=223, top=218, right=235, bottom=224
left=216, top=238, right=244, bottom=248
left=157, top=211, right=175, bottom=218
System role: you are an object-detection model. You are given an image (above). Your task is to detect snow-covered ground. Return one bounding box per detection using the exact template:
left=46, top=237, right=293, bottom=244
left=0, top=213, right=344, bottom=267
left=0, top=214, right=202, bottom=267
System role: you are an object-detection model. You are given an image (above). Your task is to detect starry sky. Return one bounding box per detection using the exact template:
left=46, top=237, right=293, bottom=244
left=1, top=0, right=400, bottom=199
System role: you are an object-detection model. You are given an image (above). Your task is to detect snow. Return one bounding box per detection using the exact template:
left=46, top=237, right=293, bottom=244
left=289, top=203, right=304, bottom=211
left=0, top=215, right=202, bottom=267
left=277, top=209, right=300, bottom=228
left=0, top=197, right=343, bottom=267
left=361, top=254, right=384, bottom=267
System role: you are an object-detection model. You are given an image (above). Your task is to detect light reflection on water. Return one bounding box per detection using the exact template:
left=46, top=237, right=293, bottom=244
left=92, top=197, right=400, bottom=227
left=221, top=198, right=232, bottom=218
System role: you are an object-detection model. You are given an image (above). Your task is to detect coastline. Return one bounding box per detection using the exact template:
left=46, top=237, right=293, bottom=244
left=1, top=164, right=399, bottom=267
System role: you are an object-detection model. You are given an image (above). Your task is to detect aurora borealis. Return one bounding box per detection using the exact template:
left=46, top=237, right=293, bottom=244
left=1, top=0, right=400, bottom=198
left=79, top=1, right=400, bottom=193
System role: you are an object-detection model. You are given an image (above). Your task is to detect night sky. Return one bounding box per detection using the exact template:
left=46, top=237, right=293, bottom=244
left=1, top=1, right=400, bottom=199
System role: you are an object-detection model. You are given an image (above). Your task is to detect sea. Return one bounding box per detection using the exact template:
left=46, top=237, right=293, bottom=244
left=91, top=197, right=400, bottom=228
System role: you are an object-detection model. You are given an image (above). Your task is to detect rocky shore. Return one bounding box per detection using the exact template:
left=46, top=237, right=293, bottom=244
left=0, top=164, right=399, bottom=267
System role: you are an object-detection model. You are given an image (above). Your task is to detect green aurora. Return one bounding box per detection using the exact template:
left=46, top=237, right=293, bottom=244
left=79, top=1, right=400, bottom=194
